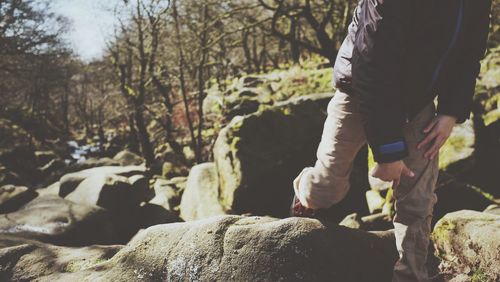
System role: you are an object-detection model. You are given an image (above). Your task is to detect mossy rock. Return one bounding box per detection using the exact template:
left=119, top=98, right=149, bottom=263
left=56, top=215, right=398, bottom=281
left=214, top=93, right=335, bottom=217
left=203, top=61, right=334, bottom=126
left=433, top=173, right=496, bottom=226
left=179, top=163, right=226, bottom=221
left=432, top=210, right=500, bottom=281
left=0, top=234, right=122, bottom=281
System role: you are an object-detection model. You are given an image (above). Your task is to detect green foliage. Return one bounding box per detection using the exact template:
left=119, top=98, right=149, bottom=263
left=471, top=269, right=490, bottom=282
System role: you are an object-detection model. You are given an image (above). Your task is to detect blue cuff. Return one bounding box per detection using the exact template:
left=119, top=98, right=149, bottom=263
left=372, top=140, right=409, bottom=163
left=379, top=141, right=406, bottom=155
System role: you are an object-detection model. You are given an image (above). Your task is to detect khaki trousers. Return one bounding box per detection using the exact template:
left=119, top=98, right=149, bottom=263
left=293, top=90, right=439, bottom=282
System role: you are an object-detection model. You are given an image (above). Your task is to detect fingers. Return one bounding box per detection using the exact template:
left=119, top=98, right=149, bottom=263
left=417, top=130, right=438, bottom=150
left=401, top=165, right=415, bottom=177
left=424, top=136, right=445, bottom=160
left=423, top=118, right=438, bottom=133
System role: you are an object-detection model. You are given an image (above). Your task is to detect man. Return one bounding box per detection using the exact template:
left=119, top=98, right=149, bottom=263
left=290, top=0, right=492, bottom=281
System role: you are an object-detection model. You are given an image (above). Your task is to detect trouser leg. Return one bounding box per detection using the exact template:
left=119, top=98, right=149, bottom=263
left=392, top=103, right=439, bottom=282
left=293, top=90, right=366, bottom=210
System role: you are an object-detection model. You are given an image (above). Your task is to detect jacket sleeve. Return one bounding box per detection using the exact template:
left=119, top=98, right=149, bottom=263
left=437, top=0, right=492, bottom=123
left=351, top=0, right=413, bottom=163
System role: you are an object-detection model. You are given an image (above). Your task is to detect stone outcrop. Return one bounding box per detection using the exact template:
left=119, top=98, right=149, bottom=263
left=113, top=150, right=144, bottom=166
left=213, top=93, right=335, bottom=218
left=0, top=235, right=122, bottom=282
left=0, top=185, right=37, bottom=213
left=65, top=173, right=149, bottom=212
left=58, top=165, right=145, bottom=197
left=179, top=163, right=226, bottom=221
left=7, top=215, right=397, bottom=281
left=149, top=177, right=186, bottom=212
left=432, top=210, right=500, bottom=282
left=0, top=195, right=119, bottom=246
left=433, top=174, right=496, bottom=226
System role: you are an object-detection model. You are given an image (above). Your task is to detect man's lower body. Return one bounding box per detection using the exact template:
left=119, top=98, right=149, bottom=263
left=292, top=90, right=439, bottom=282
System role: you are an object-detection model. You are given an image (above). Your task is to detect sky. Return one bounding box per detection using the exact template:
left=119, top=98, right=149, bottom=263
left=53, top=0, right=119, bottom=61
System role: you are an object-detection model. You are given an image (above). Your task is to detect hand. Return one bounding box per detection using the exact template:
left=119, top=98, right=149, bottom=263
left=371, top=160, right=415, bottom=189
left=417, top=114, right=456, bottom=160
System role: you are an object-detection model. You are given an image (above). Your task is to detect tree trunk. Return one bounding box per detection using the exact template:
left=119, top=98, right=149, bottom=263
left=133, top=103, right=155, bottom=166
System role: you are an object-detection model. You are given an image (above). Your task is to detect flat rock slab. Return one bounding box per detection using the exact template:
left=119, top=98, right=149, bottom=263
left=0, top=195, right=119, bottom=246
left=0, top=185, right=37, bottom=213
left=59, top=165, right=146, bottom=197
left=0, top=235, right=122, bottom=282
left=75, top=215, right=398, bottom=281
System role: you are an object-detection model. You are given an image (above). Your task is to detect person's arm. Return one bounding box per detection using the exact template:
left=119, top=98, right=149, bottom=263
left=418, top=0, right=492, bottom=161
left=351, top=0, right=413, bottom=164
left=436, top=0, right=492, bottom=123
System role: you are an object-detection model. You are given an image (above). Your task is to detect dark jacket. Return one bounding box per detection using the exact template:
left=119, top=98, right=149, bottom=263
left=333, top=0, right=492, bottom=163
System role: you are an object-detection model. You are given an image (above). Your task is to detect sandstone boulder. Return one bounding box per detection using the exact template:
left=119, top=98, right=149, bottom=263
left=59, top=165, right=145, bottom=197
left=179, top=163, right=226, bottom=221
left=149, top=177, right=185, bottom=212
left=34, top=150, right=58, bottom=166
left=0, top=235, right=122, bottom=281
left=432, top=210, right=500, bottom=282
left=0, top=164, right=26, bottom=187
left=433, top=175, right=496, bottom=226
left=65, top=174, right=148, bottom=212
left=213, top=93, right=333, bottom=218
left=77, top=215, right=398, bottom=281
left=0, top=195, right=119, bottom=245
left=137, top=203, right=182, bottom=229
left=36, top=181, right=61, bottom=197
left=66, top=158, right=120, bottom=173
left=0, top=185, right=37, bottom=213
left=113, top=150, right=144, bottom=166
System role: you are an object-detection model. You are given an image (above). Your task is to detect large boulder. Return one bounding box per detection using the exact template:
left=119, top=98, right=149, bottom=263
left=0, top=195, right=119, bottom=246
left=214, top=92, right=368, bottom=218
left=0, top=185, right=37, bottom=214
left=69, top=215, right=398, bottom=281
left=113, top=150, right=144, bottom=166
left=65, top=173, right=149, bottom=212
left=149, top=177, right=186, bottom=212
left=0, top=235, right=122, bottom=282
left=34, top=150, right=58, bottom=166
left=36, top=181, right=61, bottom=197
left=59, top=165, right=146, bottom=197
left=137, top=203, right=182, bottom=229
left=0, top=164, right=27, bottom=187
left=179, top=163, right=226, bottom=221
left=432, top=210, right=500, bottom=282
left=433, top=174, right=496, bottom=226
left=65, top=158, right=120, bottom=173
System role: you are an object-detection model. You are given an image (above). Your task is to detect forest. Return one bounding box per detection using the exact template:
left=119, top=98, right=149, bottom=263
left=0, top=0, right=499, bottom=281
left=1, top=0, right=361, bottom=169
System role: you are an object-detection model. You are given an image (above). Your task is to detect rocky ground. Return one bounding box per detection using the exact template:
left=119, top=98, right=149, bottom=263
left=0, top=63, right=499, bottom=281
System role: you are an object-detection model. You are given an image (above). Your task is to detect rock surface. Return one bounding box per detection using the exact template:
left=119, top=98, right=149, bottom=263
left=27, top=215, right=397, bottom=281
left=0, top=185, right=37, bottom=213
left=59, top=165, right=145, bottom=197
left=179, top=163, right=226, bottom=221
left=149, top=177, right=185, bottom=212
left=214, top=93, right=335, bottom=218
left=113, top=150, right=144, bottom=166
left=0, top=195, right=119, bottom=246
left=65, top=174, right=148, bottom=212
left=65, top=158, right=121, bottom=173
left=0, top=235, right=122, bottom=282
left=432, top=210, right=500, bottom=282
left=433, top=175, right=496, bottom=225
